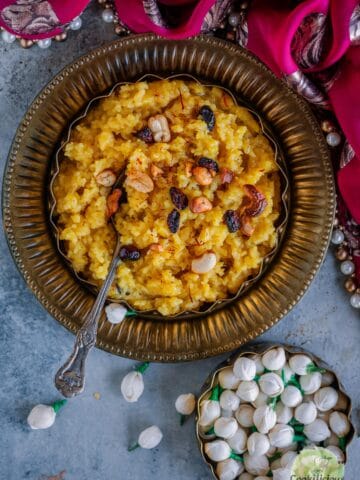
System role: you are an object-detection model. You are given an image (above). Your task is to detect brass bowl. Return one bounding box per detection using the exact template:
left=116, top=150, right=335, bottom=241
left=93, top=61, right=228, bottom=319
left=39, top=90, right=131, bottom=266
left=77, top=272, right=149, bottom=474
left=48, top=73, right=289, bottom=318
left=2, top=35, right=334, bottom=361
left=196, top=343, right=355, bottom=478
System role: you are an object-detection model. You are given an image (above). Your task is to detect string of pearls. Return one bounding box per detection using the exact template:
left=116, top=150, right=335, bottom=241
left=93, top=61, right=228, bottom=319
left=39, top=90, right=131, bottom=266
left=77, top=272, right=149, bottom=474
left=0, top=16, right=82, bottom=49
left=98, top=0, right=131, bottom=35
left=321, top=119, right=360, bottom=309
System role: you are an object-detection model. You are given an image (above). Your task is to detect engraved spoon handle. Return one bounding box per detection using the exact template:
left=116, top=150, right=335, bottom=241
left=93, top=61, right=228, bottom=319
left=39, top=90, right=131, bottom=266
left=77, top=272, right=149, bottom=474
left=54, top=235, right=122, bottom=398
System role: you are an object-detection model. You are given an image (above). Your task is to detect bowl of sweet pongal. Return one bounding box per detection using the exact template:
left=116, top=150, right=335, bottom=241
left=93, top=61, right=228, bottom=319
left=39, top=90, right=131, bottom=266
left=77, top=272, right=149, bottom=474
left=51, top=76, right=287, bottom=317
left=3, top=36, right=334, bottom=360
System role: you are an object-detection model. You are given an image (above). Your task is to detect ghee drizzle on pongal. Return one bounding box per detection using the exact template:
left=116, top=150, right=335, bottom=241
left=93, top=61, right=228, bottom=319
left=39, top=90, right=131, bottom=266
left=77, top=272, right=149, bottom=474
left=53, top=79, right=280, bottom=316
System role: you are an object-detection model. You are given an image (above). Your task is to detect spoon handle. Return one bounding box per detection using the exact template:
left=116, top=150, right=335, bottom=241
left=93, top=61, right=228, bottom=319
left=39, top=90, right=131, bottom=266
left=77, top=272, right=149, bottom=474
left=55, top=236, right=122, bottom=398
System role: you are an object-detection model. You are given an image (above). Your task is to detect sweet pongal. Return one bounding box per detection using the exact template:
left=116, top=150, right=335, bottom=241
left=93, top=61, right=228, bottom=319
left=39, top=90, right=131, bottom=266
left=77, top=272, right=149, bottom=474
left=53, top=79, right=280, bottom=316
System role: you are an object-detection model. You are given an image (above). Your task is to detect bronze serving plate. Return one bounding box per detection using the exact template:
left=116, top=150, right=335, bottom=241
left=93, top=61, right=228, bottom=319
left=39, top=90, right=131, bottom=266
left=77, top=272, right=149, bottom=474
left=2, top=35, right=334, bottom=361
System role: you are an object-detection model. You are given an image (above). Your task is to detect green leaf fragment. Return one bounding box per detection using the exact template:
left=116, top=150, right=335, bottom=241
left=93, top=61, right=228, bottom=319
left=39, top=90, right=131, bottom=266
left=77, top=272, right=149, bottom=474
left=52, top=399, right=67, bottom=413
left=135, top=361, right=150, bottom=373
left=210, top=384, right=222, bottom=401
left=229, top=452, right=243, bottom=462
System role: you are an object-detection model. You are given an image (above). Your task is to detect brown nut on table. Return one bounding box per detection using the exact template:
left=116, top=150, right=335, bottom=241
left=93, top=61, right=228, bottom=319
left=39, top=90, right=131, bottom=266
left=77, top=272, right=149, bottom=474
left=192, top=166, right=213, bottom=186
left=243, top=184, right=267, bottom=216
left=125, top=170, right=154, bottom=193
left=148, top=114, right=171, bottom=142
left=96, top=169, right=117, bottom=187
left=190, top=196, right=213, bottom=213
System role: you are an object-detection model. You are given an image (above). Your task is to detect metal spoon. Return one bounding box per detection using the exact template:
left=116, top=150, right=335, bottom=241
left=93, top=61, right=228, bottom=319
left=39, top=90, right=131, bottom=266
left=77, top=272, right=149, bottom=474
left=55, top=171, right=126, bottom=398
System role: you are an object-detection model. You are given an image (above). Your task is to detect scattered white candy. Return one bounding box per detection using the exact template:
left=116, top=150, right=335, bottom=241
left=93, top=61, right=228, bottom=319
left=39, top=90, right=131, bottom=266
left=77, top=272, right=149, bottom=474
left=199, top=399, right=221, bottom=428
left=138, top=425, right=163, bottom=449
left=266, top=445, right=277, bottom=457
left=321, top=371, right=335, bottom=387
left=253, top=405, right=277, bottom=434
left=236, top=381, right=259, bottom=402
left=204, top=439, right=231, bottom=462
left=220, top=390, right=241, bottom=411
left=317, top=410, right=332, bottom=423
left=121, top=371, right=144, bottom=403
left=259, top=373, right=284, bottom=397
left=233, top=357, right=257, bottom=381
left=304, top=419, right=331, bottom=442
left=254, top=477, right=271, bottom=480
left=329, top=411, right=351, bottom=437
left=175, top=393, right=196, bottom=415
left=314, top=387, right=339, bottom=412
left=280, top=386, right=302, bottom=408
left=326, top=445, right=345, bottom=463
left=216, top=458, right=244, bottom=480
left=105, top=303, right=127, bottom=324
left=270, top=458, right=282, bottom=470
left=221, top=409, right=234, bottom=418
left=269, top=424, right=294, bottom=448
left=247, top=432, right=270, bottom=456
left=27, top=404, right=56, bottom=430
left=275, top=402, right=293, bottom=425
left=289, top=354, right=315, bottom=376
left=243, top=453, right=269, bottom=476
left=253, top=391, right=269, bottom=408
left=227, top=427, right=248, bottom=454
left=235, top=404, right=255, bottom=428
left=272, top=468, right=291, bottom=480
left=280, top=451, right=298, bottom=469
left=214, top=417, right=238, bottom=439
left=294, top=401, right=317, bottom=425
left=300, top=372, right=322, bottom=394
left=218, top=367, right=241, bottom=389
left=262, top=348, right=286, bottom=371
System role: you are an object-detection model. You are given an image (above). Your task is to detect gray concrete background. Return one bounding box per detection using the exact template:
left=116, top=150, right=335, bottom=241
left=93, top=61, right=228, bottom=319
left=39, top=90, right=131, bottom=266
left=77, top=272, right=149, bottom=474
left=0, top=4, right=359, bottom=479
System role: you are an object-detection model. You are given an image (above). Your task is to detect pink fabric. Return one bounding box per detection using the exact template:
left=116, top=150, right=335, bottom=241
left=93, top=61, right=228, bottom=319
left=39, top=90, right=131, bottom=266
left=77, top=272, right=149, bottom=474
left=0, top=0, right=89, bottom=39
left=246, top=0, right=360, bottom=222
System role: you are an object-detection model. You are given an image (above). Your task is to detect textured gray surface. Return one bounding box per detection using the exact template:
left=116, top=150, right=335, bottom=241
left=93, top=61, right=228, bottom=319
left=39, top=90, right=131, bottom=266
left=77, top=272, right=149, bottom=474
left=0, top=4, right=359, bottom=479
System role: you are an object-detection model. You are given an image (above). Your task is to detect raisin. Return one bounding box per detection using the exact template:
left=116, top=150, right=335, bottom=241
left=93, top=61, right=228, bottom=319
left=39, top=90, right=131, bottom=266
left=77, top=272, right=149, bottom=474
left=170, top=187, right=188, bottom=210
left=135, top=127, right=154, bottom=143
left=199, top=105, right=215, bottom=131
left=167, top=209, right=180, bottom=233
left=198, top=157, right=219, bottom=174
left=119, top=245, right=141, bottom=261
left=223, top=210, right=241, bottom=233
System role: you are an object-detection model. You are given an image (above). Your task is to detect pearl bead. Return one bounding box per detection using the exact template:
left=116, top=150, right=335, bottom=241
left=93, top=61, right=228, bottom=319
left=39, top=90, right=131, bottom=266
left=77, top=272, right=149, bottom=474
left=326, top=132, right=341, bottom=147
left=336, top=247, right=348, bottom=261
left=55, top=32, right=67, bottom=42
left=331, top=229, right=344, bottom=245
left=20, top=38, right=33, bottom=48
left=228, top=13, right=241, bottom=27
left=350, top=293, right=360, bottom=309
left=102, top=9, right=114, bottom=23
left=340, top=260, right=355, bottom=275
left=70, top=17, right=82, bottom=31
left=344, top=278, right=356, bottom=293
left=321, top=120, right=335, bottom=133
left=1, top=30, right=16, bottom=43
left=37, top=38, right=51, bottom=49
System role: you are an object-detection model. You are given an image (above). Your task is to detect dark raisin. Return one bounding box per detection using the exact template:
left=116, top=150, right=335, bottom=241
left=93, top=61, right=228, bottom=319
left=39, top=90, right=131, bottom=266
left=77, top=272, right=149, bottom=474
left=198, top=157, right=219, bottom=173
left=170, top=187, right=188, bottom=210
left=135, top=127, right=154, bottom=143
left=223, top=210, right=241, bottom=233
left=199, top=105, right=215, bottom=131
left=119, top=245, right=141, bottom=261
left=167, top=209, right=180, bottom=233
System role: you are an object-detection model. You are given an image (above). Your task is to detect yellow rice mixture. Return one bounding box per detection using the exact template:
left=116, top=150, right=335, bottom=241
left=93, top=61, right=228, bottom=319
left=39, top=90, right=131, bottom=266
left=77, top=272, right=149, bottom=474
left=54, top=80, right=280, bottom=316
